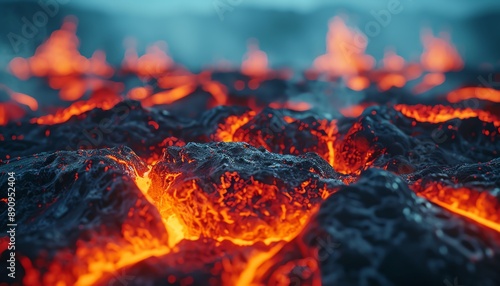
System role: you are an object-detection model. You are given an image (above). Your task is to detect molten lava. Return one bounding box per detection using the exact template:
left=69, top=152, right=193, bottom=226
left=395, top=104, right=500, bottom=128
left=1, top=12, right=500, bottom=286
left=414, top=182, right=500, bottom=232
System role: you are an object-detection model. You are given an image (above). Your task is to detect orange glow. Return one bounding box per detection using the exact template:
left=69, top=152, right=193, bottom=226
left=9, top=57, right=31, bottom=80
left=340, top=103, right=373, bottom=117
left=269, top=101, right=312, bottom=111
left=104, top=153, right=333, bottom=286
left=346, top=76, right=370, bottom=91
left=214, top=114, right=341, bottom=172
left=382, top=50, right=405, bottom=71
left=9, top=18, right=113, bottom=79
left=10, top=92, right=38, bottom=111
left=241, top=40, right=269, bottom=78
left=415, top=183, right=500, bottom=233
left=447, top=87, right=500, bottom=103
left=19, top=155, right=172, bottom=286
left=331, top=121, right=378, bottom=175
left=148, top=170, right=329, bottom=245
left=376, top=50, right=412, bottom=91
left=214, top=111, right=256, bottom=142
left=127, top=86, right=152, bottom=100
left=420, top=30, right=463, bottom=72
left=313, top=16, right=375, bottom=76
left=7, top=18, right=116, bottom=107
left=395, top=104, right=500, bottom=127
left=135, top=70, right=228, bottom=108
left=413, top=72, right=445, bottom=94
left=32, top=91, right=122, bottom=125
left=141, top=84, right=197, bottom=107
left=378, top=74, right=406, bottom=91
left=0, top=84, right=39, bottom=115
left=157, top=71, right=195, bottom=89
left=215, top=113, right=374, bottom=175
left=5, top=15, right=495, bottom=286
left=202, top=80, right=228, bottom=106
left=0, top=102, right=26, bottom=126
left=123, top=41, right=173, bottom=77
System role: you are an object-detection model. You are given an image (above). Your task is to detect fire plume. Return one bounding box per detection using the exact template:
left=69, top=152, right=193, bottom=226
left=313, top=16, right=375, bottom=76
left=420, top=30, right=463, bottom=72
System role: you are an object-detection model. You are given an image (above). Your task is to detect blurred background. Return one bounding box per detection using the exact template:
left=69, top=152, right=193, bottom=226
left=1, top=0, right=500, bottom=122
left=1, top=0, right=500, bottom=70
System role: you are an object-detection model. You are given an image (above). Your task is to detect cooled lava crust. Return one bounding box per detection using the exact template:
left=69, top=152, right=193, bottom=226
left=1, top=100, right=500, bottom=286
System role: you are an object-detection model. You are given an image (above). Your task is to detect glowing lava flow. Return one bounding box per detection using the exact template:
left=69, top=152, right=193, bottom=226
left=395, top=104, right=500, bottom=128
left=447, top=87, right=500, bottom=103
left=32, top=91, right=122, bottom=125
left=415, top=183, right=500, bottom=233
left=106, top=152, right=333, bottom=286
left=106, top=155, right=187, bottom=248
left=214, top=111, right=380, bottom=176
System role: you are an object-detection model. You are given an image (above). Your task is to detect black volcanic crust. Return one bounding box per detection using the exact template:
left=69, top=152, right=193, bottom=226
left=1, top=101, right=500, bottom=285
left=2, top=102, right=499, bottom=174
left=0, top=147, right=168, bottom=284
left=153, top=142, right=342, bottom=187
left=307, top=169, right=500, bottom=286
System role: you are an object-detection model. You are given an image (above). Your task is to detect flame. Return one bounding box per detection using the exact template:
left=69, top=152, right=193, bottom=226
left=415, top=183, right=500, bottom=233
left=313, top=16, right=375, bottom=77
left=3, top=16, right=471, bottom=127
left=395, top=104, right=500, bottom=127
left=241, top=40, right=269, bottom=78
left=8, top=17, right=116, bottom=106
left=9, top=18, right=113, bottom=80
left=420, top=30, right=463, bottom=72
left=122, top=40, right=173, bottom=77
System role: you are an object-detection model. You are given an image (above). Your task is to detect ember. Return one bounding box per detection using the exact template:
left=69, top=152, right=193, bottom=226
left=1, top=2, right=500, bottom=286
